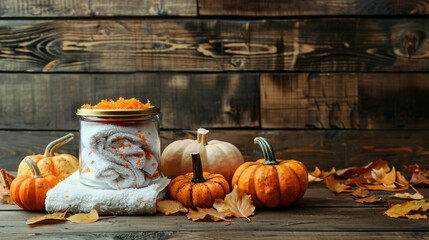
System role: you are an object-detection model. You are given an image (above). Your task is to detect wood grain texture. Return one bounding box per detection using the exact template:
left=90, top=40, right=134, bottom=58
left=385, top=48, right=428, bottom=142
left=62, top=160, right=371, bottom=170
left=3, top=232, right=428, bottom=240
left=0, top=206, right=428, bottom=233
left=261, top=73, right=358, bottom=129
left=1, top=130, right=427, bottom=171
left=261, top=73, right=429, bottom=129
left=0, top=0, right=196, bottom=17
left=0, top=73, right=259, bottom=130
left=0, top=19, right=429, bottom=72
left=199, top=0, right=429, bottom=16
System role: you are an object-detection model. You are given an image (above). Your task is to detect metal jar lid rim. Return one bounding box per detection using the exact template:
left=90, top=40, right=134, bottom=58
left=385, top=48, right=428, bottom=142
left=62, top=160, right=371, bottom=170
left=76, top=106, right=160, bottom=117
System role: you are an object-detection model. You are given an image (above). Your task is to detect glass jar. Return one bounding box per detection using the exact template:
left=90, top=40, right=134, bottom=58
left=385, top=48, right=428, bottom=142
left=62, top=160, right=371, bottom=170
left=76, top=107, right=161, bottom=189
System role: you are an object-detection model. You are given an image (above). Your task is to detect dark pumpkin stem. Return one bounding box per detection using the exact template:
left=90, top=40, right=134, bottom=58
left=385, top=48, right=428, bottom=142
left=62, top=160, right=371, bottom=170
left=254, top=137, right=278, bottom=165
left=44, top=133, right=74, bottom=157
left=24, top=157, right=43, bottom=178
left=191, top=152, right=206, bottom=183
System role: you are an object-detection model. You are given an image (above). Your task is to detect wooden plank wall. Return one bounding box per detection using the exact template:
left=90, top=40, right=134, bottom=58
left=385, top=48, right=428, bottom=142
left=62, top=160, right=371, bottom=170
left=0, top=0, right=428, bottom=171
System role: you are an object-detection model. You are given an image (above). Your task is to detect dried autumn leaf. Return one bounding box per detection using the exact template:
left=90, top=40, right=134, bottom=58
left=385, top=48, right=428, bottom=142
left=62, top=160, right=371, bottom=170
left=26, top=207, right=70, bottom=225
left=326, top=175, right=352, bottom=194
left=396, top=171, right=409, bottom=188
left=372, top=166, right=396, bottom=187
left=351, top=188, right=370, bottom=198
left=310, top=167, right=336, bottom=179
left=385, top=200, right=427, bottom=218
left=156, top=199, right=188, bottom=215
left=356, top=183, right=408, bottom=192
left=67, top=209, right=99, bottom=223
left=213, top=185, right=255, bottom=222
left=403, top=164, right=429, bottom=177
left=0, top=168, right=15, bottom=205
left=308, top=173, right=323, bottom=183
left=410, top=172, right=429, bottom=187
left=355, top=195, right=382, bottom=204
left=187, top=208, right=231, bottom=225
left=186, top=208, right=207, bottom=221
left=404, top=214, right=427, bottom=219
left=390, top=192, right=424, bottom=200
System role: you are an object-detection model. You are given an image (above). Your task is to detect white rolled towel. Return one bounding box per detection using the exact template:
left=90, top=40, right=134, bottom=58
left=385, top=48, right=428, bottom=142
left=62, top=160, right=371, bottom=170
left=80, top=121, right=160, bottom=189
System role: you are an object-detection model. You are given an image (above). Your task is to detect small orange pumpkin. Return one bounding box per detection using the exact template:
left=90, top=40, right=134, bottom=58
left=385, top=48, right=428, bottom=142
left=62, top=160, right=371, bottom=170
left=11, top=157, right=60, bottom=211
left=169, top=152, right=230, bottom=208
left=18, top=133, right=78, bottom=181
left=231, top=137, right=308, bottom=208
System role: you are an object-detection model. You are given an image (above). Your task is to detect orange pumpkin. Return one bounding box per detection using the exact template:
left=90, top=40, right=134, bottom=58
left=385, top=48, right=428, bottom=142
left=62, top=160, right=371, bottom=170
left=18, top=133, right=78, bottom=181
left=169, top=152, right=230, bottom=208
left=231, top=137, right=308, bottom=208
left=11, top=157, right=59, bottom=211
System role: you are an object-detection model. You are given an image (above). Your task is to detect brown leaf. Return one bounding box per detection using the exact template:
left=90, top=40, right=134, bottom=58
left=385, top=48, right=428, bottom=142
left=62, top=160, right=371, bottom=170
left=186, top=208, right=231, bottom=224
left=351, top=188, right=370, bottom=198
left=213, top=185, right=255, bottom=222
left=396, top=171, right=409, bottom=188
left=26, top=207, right=70, bottom=225
left=390, top=192, right=424, bottom=200
left=67, top=209, right=99, bottom=223
left=410, top=172, right=429, bottom=187
left=403, top=164, right=429, bottom=177
left=326, top=175, right=352, bottom=194
left=385, top=200, right=428, bottom=218
left=156, top=199, right=188, bottom=215
left=355, top=195, right=382, bottom=204
left=0, top=169, right=15, bottom=205
left=356, top=183, right=408, bottom=192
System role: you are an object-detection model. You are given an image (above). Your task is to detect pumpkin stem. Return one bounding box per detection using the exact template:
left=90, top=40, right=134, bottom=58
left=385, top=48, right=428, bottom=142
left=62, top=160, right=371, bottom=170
left=44, top=133, right=74, bottom=157
left=254, top=137, right=278, bottom=165
left=191, top=152, right=206, bottom=183
left=197, top=128, right=209, bottom=146
left=24, top=157, right=43, bottom=178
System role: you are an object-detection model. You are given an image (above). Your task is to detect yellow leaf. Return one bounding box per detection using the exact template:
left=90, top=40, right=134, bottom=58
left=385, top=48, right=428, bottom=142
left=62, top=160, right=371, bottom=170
left=390, top=192, right=424, bottom=200
left=355, top=195, right=382, bottom=204
left=308, top=173, right=324, bottom=183
left=186, top=208, right=231, bottom=224
left=385, top=200, right=426, bottom=218
left=351, top=188, right=370, bottom=198
left=213, top=185, right=255, bottom=221
left=26, top=207, right=70, bottom=225
left=156, top=199, right=188, bottom=215
left=405, top=214, right=427, bottom=219
left=186, top=209, right=207, bottom=221
left=326, top=175, right=352, bottom=194
left=67, top=209, right=99, bottom=223
left=310, top=167, right=335, bottom=179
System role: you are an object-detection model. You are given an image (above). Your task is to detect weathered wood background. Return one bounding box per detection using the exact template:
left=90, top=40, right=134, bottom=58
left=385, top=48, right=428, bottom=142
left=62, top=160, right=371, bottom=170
left=0, top=0, right=428, bottom=171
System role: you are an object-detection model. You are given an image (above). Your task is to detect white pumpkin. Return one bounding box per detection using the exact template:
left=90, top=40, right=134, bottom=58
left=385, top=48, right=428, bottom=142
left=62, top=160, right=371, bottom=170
left=160, top=128, right=244, bottom=183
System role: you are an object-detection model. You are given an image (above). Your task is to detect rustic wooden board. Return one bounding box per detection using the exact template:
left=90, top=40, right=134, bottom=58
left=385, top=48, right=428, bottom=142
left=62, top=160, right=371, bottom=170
left=0, top=0, right=196, bottom=17
left=261, top=73, right=429, bottom=129
left=2, top=231, right=428, bottom=240
left=0, top=19, right=429, bottom=72
left=0, top=73, right=259, bottom=130
left=0, top=206, right=428, bottom=233
left=1, top=130, right=427, bottom=171
left=199, top=0, right=429, bottom=16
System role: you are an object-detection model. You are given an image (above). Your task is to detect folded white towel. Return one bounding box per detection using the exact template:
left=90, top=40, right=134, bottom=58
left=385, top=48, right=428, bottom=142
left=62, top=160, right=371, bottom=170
left=45, top=171, right=170, bottom=215
left=80, top=121, right=160, bottom=189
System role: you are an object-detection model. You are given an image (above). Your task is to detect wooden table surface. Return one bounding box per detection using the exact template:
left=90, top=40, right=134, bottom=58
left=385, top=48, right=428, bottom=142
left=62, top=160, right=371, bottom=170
left=1, top=183, right=428, bottom=240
